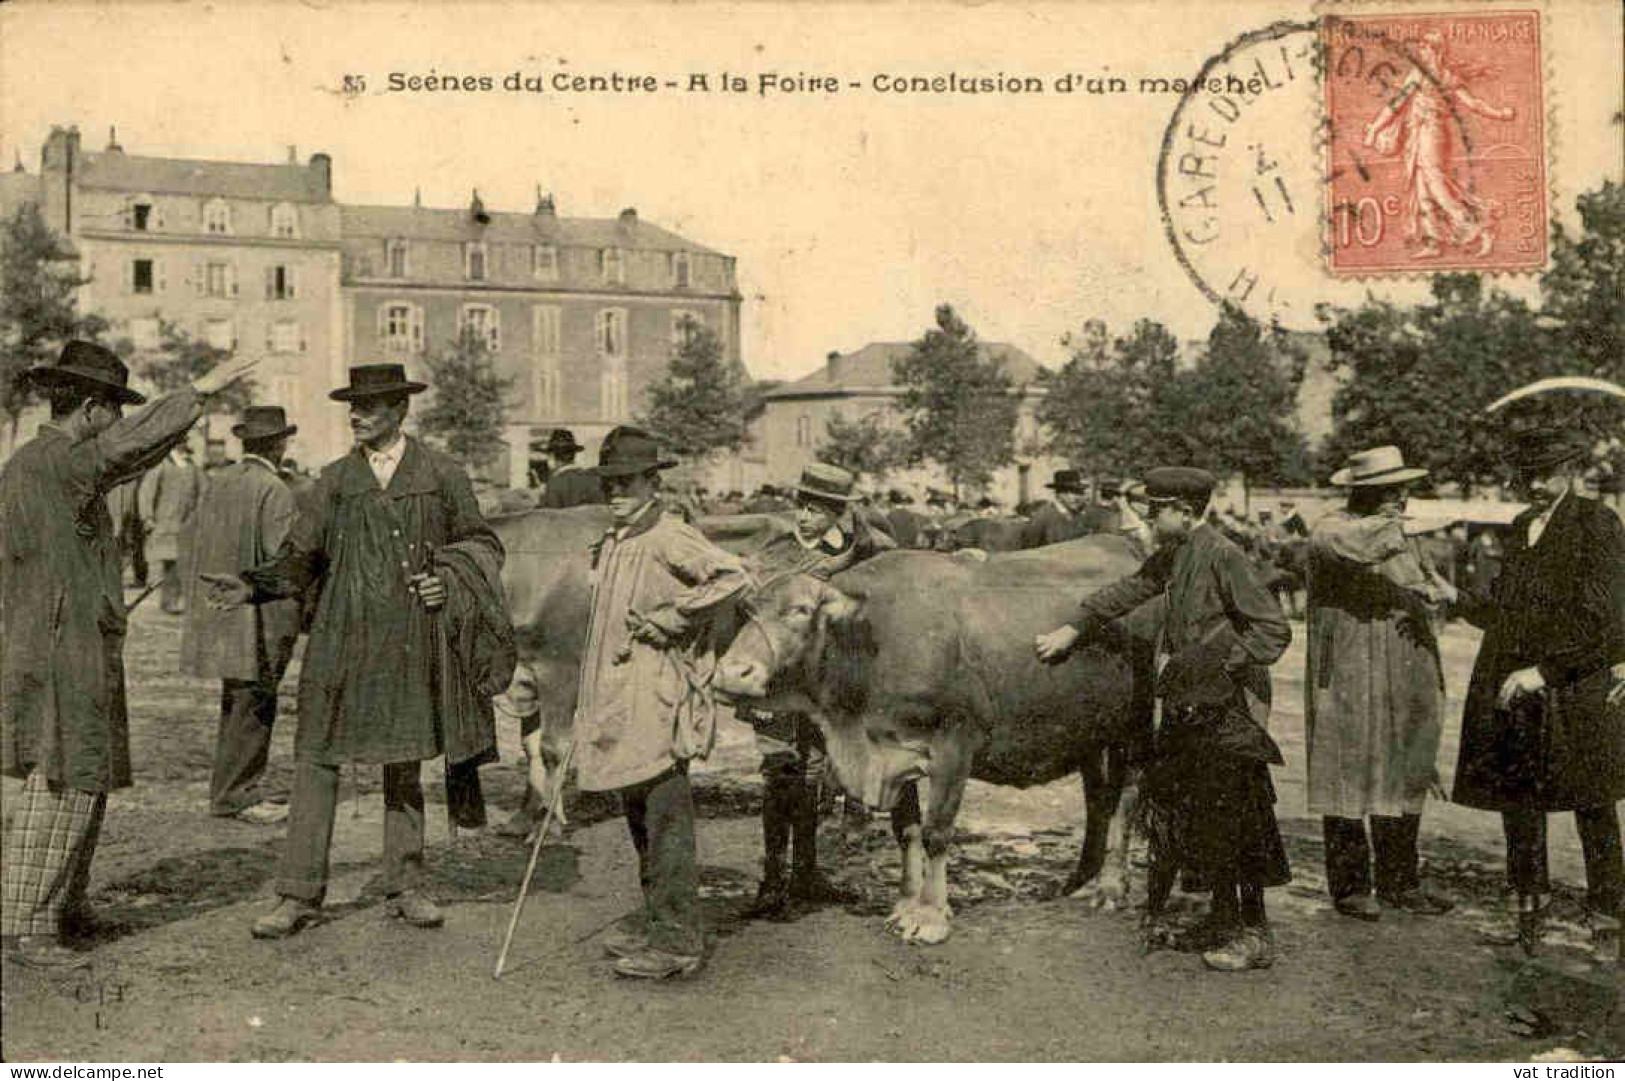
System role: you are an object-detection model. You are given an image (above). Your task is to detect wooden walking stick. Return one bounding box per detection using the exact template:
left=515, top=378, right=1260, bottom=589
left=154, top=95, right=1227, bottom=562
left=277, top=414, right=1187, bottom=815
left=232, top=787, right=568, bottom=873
left=493, top=737, right=576, bottom=979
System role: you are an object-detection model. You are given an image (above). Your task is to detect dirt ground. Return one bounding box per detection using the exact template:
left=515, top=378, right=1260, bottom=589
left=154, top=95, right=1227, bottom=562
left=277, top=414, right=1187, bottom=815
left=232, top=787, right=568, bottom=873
left=2, top=598, right=1621, bottom=1062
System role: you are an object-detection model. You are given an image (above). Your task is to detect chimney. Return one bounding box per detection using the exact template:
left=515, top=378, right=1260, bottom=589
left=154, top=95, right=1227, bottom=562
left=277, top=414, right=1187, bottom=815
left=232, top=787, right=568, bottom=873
left=106, top=126, right=123, bottom=153
left=618, top=207, right=637, bottom=228
left=287, top=144, right=298, bottom=165
left=41, top=126, right=81, bottom=233
left=534, top=187, right=556, bottom=217
left=13, top=151, right=23, bottom=174
left=826, top=350, right=844, bottom=383
left=308, top=151, right=332, bottom=198
left=413, top=187, right=422, bottom=208
left=470, top=188, right=490, bottom=224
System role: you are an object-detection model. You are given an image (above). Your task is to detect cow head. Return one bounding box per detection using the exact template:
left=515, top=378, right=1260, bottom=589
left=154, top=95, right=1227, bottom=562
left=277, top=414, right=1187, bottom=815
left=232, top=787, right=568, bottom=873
left=714, top=572, right=862, bottom=712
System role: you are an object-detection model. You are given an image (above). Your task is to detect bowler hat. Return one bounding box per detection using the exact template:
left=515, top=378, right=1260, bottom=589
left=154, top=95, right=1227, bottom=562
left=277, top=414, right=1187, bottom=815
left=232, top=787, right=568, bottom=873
left=530, top=428, right=585, bottom=456
left=591, top=425, right=677, bottom=477
left=232, top=405, right=297, bottom=442
left=1329, top=446, right=1428, bottom=487
left=26, top=340, right=146, bottom=405
left=1046, top=469, right=1089, bottom=493
left=1506, top=427, right=1589, bottom=473
left=887, top=488, right=913, bottom=505
left=328, top=363, right=427, bottom=402
left=1142, top=466, right=1217, bottom=505
left=797, top=462, right=859, bottom=504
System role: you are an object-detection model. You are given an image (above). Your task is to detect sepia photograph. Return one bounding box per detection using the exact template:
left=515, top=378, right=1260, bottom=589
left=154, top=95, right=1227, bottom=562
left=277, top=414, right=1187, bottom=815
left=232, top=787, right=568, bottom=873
left=0, top=0, right=1621, bottom=1065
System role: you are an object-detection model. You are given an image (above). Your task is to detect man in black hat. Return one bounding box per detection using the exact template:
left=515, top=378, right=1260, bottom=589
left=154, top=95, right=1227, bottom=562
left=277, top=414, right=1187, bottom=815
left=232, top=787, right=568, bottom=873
left=1, top=341, right=256, bottom=967
left=1036, top=466, right=1292, bottom=972
left=1021, top=469, right=1097, bottom=549
left=735, top=463, right=894, bottom=919
left=204, top=363, right=513, bottom=940
left=180, top=406, right=304, bottom=825
left=1451, top=427, right=1625, bottom=959
left=535, top=428, right=605, bottom=509
left=573, top=426, right=750, bottom=978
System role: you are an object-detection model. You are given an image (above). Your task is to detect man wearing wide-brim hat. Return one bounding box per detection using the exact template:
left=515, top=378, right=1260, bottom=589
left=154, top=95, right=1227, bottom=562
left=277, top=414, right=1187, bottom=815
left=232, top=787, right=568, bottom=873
left=1450, top=427, right=1625, bottom=959
left=1035, top=466, right=1293, bottom=972
left=204, top=363, right=515, bottom=941
left=533, top=428, right=605, bottom=510
left=1, top=341, right=256, bottom=967
left=180, top=406, right=305, bottom=827
left=733, top=463, right=894, bottom=920
left=574, top=426, right=751, bottom=978
left=1306, top=446, right=1457, bottom=924
left=1021, top=469, right=1095, bottom=549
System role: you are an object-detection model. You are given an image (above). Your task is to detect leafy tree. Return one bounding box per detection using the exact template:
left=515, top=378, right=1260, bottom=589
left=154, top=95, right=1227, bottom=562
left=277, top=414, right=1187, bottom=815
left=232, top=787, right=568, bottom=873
left=129, top=320, right=256, bottom=414
left=815, top=409, right=905, bottom=480
left=1037, top=317, right=1182, bottom=480
left=640, top=317, right=749, bottom=456
left=0, top=202, right=109, bottom=440
left=890, top=304, right=1020, bottom=497
left=1541, top=181, right=1624, bottom=385
left=416, top=328, right=516, bottom=469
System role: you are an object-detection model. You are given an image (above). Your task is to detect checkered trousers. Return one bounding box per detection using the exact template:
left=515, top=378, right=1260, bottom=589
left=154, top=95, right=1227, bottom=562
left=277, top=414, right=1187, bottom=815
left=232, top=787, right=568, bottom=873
left=1, top=771, right=107, bottom=937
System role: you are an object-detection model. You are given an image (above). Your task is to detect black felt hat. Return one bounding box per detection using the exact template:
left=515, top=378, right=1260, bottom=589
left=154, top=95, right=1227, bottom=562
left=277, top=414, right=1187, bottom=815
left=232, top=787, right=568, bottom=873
left=328, top=363, right=427, bottom=402
left=26, top=340, right=146, bottom=405
left=592, top=426, right=678, bottom=477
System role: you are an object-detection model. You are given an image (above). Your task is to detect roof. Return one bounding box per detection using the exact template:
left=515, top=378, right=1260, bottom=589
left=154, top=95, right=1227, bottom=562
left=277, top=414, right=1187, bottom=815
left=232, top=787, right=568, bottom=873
left=340, top=203, right=724, bottom=256
left=73, top=150, right=331, bottom=203
left=765, top=341, right=1046, bottom=400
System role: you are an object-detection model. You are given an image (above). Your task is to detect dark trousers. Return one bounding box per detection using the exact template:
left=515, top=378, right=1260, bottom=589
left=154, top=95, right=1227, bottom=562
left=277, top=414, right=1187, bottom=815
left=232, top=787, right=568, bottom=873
left=275, top=760, right=425, bottom=903
left=1503, top=804, right=1624, bottom=917
left=621, top=765, right=702, bottom=957
left=210, top=678, right=282, bottom=816
left=1322, top=814, right=1421, bottom=900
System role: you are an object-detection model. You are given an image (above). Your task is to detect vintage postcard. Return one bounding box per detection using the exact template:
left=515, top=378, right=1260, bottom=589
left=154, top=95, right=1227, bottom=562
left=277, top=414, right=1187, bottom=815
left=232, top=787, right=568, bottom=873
left=0, top=0, right=1621, bottom=1066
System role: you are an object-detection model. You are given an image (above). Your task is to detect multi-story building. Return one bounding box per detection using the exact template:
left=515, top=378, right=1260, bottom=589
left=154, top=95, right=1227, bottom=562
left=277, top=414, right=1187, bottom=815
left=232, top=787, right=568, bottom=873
left=35, top=125, right=347, bottom=461
left=341, top=192, right=742, bottom=485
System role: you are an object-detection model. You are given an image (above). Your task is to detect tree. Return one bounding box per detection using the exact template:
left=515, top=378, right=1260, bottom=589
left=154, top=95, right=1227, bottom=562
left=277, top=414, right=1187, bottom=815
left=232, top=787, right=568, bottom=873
left=1037, top=317, right=1182, bottom=480
left=1176, top=305, right=1313, bottom=489
left=891, top=304, right=1020, bottom=497
left=416, top=329, right=516, bottom=469
left=129, top=320, right=256, bottom=414
left=0, top=202, right=109, bottom=441
left=639, top=317, right=749, bottom=456
left=815, top=409, right=904, bottom=480
left=1541, top=181, right=1624, bottom=385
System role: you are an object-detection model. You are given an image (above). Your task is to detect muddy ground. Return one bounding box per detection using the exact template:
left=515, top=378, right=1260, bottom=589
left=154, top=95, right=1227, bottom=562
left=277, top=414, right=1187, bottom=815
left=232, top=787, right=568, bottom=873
left=2, top=599, right=1621, bottom=1062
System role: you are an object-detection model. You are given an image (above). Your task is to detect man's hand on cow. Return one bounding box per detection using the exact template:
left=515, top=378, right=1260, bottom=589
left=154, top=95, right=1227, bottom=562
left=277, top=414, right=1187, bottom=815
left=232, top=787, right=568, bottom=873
left=1609, top=664, right=1625, bottom=710
left=409, top=572, right=446, bottom=611
left=1429, top=778, right=1450, bottom=803
left=1426, top=566, right=1459, bottom=605
left=1497, top=666, right=1546, bottom=709
left=200, top=572, right=252, bottom=611
left=1035, top=624, right=1081, bottom=664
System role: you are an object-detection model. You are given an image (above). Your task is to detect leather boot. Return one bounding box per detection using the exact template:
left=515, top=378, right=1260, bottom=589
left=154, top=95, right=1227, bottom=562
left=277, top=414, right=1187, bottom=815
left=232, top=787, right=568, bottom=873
left=789, top=777, right=859, bottom=907
left=745, top=778, right=793, bottom=919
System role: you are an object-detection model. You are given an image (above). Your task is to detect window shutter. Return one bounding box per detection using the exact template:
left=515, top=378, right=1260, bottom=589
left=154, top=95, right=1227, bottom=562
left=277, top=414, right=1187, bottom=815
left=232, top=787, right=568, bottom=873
left=123, top=261, right=133, bottom=295
left=194, top=261, right=205, bottom=297
left=287, top=266, right=297, bottom=299
left=154, top=206, right=165, bottom=231
left=121, top=197, right=132, bottom=230
left=265, top=323, right=275, bottom=352
left=376, top=304, right=388, bottom=339
left=411, top=306, right=424, bottom=352
left=227, top=263, right=238, bottom=297
left=299, top=324, right=307, bottom=353
left=156, top=260, right=166, bottom=293
left=490, top=309, right=501, bottom=352
left=264, top=267, right=274, bottom=300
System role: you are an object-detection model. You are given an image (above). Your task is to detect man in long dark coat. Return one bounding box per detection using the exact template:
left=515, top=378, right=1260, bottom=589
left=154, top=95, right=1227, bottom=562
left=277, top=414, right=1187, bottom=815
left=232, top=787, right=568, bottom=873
left=1020, top=469, right=1096, bottom=549
left=1, top=341, right=255, bottom=967
left=205, top=364, right=513, bottom=940
left=537, top=428, right=605, bottom=509
left=180, top=406, right=304, bottom=824
left=1451, top=427, right=1625, bottom=958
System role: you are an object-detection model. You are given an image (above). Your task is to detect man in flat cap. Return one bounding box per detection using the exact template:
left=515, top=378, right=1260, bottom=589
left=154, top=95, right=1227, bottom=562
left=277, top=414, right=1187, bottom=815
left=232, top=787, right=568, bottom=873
left=1306, top=446, right=1456, bottom=923
left=535, top=428, right=605, bottom=509
left=1, top=341, right=256, bottom=967
left=1451, top=427, right=1625, bottom=959
left=574, top=426, right=751, bottom=979
left=735, top=463, right=894, bottom=920
left=205, top=363, right=514, bottom=940
left=1036, top=466, right=1292, bottom=972
left=180, top=406, right=305, bottom=825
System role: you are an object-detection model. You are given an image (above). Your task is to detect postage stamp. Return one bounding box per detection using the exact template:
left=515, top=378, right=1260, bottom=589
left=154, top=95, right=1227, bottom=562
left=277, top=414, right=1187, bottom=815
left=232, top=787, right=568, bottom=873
left=1321, top=9, right=1548, bottom=276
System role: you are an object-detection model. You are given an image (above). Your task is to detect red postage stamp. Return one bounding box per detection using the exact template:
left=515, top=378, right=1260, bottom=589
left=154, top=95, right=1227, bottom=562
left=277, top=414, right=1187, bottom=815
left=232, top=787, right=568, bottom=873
left=1322, top=9, right=1547, bottom=276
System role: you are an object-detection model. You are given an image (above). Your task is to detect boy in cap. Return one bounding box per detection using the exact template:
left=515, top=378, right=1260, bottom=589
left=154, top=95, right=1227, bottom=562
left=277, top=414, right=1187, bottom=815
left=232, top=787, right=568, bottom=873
left=1036, top=466, right=1292, bottom=972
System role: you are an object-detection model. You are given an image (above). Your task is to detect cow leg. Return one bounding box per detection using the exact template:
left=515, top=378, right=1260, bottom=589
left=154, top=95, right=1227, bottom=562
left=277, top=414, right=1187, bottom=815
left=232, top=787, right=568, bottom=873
left=884, top=782, right=925, bottom=933
left=1065, top=745, right=1132, bottom=910
left=897, top=745, right=972, bottom=946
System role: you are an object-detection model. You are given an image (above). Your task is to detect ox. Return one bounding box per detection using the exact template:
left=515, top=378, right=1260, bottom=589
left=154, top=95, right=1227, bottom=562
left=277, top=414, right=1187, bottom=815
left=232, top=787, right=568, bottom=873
left=713, top=536, right=1158, bottom=944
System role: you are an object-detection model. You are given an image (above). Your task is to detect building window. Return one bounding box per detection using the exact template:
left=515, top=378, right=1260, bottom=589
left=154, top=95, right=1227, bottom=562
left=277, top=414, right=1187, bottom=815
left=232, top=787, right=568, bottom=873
left=671, top=251, right=691, bottom=289
left=600, top=358, right=629, bottom=421
left=201, top=261, right=236, bottom=298
left=132, top=201, right=153, bottom=231
left=532, top=305, right=562, bottom=415
left=378, top=302, right=424, bottom=354
left=532, top=243, right=559, bottom=282
left=129, top=317, right=160, bottom=350
left=459, top=303, right=500, bottom=351
left=265, top=264, right=297, bottom=300
left=796, top=415, right=812, bottom=448
left=465, top=242, right=488, bottom=282
left=268, top=320, right=303, bottom=354
left=386, top=239, right=409, bottom=278
left=270, top=203, right=299, bottom=239
left=596, top=308, right=626, bottom=358
left=204, top=198, right=232, bottom=235
left=204, top=319, right=235, bottom=351
left=600, top=247, right=624, bottom=285
left=132, top=259, right=154, bottom=295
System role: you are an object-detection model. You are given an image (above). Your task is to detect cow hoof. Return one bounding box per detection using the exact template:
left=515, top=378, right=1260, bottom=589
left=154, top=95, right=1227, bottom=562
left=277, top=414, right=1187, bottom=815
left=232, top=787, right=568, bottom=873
left=885, top=899, right=923, bottom=934
left=903, top=906, right=952, bottom=945
left=1067, top=874, right=1128, bottom=910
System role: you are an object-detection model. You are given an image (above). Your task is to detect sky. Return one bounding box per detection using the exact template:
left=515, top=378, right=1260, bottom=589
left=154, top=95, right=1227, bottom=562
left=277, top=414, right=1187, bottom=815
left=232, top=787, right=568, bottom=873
left=2, top=0, right=1620, bottom=384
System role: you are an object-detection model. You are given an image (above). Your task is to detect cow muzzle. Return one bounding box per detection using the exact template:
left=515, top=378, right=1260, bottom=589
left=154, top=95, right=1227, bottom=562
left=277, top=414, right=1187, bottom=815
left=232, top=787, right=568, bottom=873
left=714, top=657, right=768, bottom=700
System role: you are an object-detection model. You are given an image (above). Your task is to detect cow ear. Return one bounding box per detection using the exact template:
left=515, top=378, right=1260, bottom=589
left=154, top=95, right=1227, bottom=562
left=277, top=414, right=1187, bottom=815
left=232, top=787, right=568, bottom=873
left=819, top=586, right=862, bottom=626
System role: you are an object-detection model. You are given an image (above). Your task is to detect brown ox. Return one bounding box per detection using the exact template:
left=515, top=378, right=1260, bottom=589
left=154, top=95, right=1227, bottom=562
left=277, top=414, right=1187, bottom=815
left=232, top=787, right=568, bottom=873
left=713, top=537, right=1158, bottom=943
